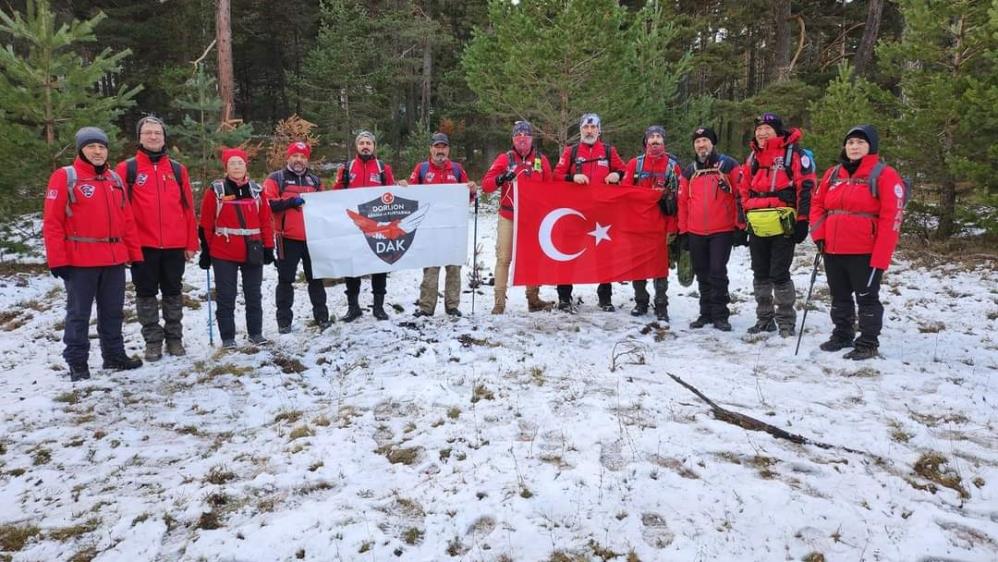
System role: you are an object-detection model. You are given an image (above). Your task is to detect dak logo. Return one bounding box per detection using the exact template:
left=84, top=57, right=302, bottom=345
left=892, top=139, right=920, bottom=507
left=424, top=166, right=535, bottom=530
left=346, top=192, right=429, bottom=264
left=78, top=184, right=96, bottom=198
left=136, top=173, right=149, bottom=186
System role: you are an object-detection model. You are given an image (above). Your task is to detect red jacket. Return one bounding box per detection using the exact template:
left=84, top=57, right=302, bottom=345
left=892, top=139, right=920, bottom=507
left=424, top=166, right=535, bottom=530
left=678, top=153, right=743, bottom=236
left=263, top=169, right=324, bottom=241
left=199, top=178, right=274, bottom=263
left=115, top=152, right=197, bottom=252
left=737, top=128, right=815, bottom=222
left=810, top=155, right=904, bottom=270
left=332, top=157, right=395, bottom=189
left=554, top=140, right=627, bottom=184
left=407, top=159, right=468, bottom=185
left=482, top=149, right=553, bottom=220
left=44, top=158, right=143, bottom=268
left=622, top=153, right=681, bottom=234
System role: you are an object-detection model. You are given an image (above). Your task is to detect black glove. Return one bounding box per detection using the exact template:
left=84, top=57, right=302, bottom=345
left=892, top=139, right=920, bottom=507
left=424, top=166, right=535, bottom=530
left=776, top=189, right=796, bottom=206
left=678, top=233, right=689, bottom=252
left=816, top=240, right=825, bottom=253
left=198, top=251, right=211, bottom=270
left=495, top=170, right=516, bottom=187
left=51, top=266, right=70, bottom=279
left=263, top=248, right=275, bottom=265
left=792, top=221, right=809, bottom=244
left=732, top=229, right=749, bottom=247
left=658, top=192, right=678, bottom=216
left=291, top=196, right=305, bottom=207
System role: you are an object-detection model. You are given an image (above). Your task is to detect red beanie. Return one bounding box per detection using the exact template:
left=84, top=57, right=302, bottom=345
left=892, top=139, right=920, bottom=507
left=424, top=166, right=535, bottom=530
left=220, top=147, right=249, bottom=168
left=286, top=141, right=311, bottom=159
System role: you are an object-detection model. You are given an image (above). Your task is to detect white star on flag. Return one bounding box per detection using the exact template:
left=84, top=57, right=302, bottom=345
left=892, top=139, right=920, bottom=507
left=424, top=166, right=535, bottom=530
left=588, top=222, right=612, bottom=245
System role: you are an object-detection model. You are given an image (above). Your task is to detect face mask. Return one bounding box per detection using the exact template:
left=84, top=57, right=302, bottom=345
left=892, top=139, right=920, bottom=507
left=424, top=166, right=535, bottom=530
left=646, top=144, right=666, bottom=157
left=512, top=136, right=532, bottom=155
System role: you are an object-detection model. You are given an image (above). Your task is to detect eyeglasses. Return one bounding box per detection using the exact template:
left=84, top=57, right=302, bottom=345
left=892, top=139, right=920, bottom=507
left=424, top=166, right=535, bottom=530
left=140, top=131, right=164, bottom=137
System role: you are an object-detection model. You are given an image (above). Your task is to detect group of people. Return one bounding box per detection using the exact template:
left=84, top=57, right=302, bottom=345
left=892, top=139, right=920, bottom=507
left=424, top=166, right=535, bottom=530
left=42, top=111, right=904, bottom=382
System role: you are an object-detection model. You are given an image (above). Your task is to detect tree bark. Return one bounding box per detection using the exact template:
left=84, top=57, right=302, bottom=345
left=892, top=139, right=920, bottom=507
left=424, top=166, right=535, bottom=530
left=853, top=0, right=884, bottom=79
left=216, top=0, right=235, bottom=123
left=772, top=0, right=791, bottom=82
left=420, top=39, right=432, bottom=127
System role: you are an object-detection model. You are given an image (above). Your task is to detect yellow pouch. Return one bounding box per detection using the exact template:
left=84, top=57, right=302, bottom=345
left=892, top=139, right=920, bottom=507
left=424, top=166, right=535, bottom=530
left=746, top=207, right=796, bottom=238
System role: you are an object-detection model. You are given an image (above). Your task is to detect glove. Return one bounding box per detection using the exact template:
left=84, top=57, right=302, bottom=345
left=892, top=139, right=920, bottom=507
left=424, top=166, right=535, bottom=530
left=291, top=196, right=305, bottom=207
left=792, top=221, right=809, bottom=244
left=658, top=192, right=678, bottom=216
left=263, top=248, right=275, bottom=265
left=198, top=251, right=211, bottom=270
left=495, top=170, right=516, bottom=187
left=732, top=229, right=749, bottom=247
left=776, top=189, right=796, bottom=205
left=678, top=233, right=689, bottom=252
left=816, top=240, right=825, bottom=253
left=51, top=267, right=70, bottom=279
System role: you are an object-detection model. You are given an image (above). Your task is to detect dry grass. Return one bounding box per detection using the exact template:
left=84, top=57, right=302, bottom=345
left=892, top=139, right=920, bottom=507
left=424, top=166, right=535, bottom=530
left=204, top=465, right=236, bottom=485
left=0, top=523, right=40, bottom=551
left=48, top=518, right=100, bottom=541
left=274, top=410, right=303, bottom=424
left=911, top=452, right=970, bottom=499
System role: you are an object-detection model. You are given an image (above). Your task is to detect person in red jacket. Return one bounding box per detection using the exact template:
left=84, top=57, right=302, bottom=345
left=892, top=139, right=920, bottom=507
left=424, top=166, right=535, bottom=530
left=482, top=120, right=555, bottom=314
left=622, top=125, right=681, bottom=323
left=44, top=127, right=144, bottom=381
left=199, top=148, right=274, bottom=348
left=332, top=130, right=396, bottom=322
left=737, top=113, right=816, bottom=337
left=264, top=141, right=330, bottom=333
left=677, top=126, right=743, bottom=331
left=408, top=132, right=478, bottom=317
left=116, top=116, right=198, bottom=361
left=553, top=113, right=627, bottom=312
left=810, top=125, right=904, bottom=360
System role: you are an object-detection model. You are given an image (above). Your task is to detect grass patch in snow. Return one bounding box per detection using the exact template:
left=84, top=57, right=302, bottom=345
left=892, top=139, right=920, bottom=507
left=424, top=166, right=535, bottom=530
left=446, top=406, right=461, bottom=419
left=910, top=452, right=970, bottom=499
left=67, top=546, right=98, bottom=562
left=402, top=527, right=424, bottom=545
left=289, top=425, right=314, bottom=440
left=272, top=354, right=306, bottom=374
left=274, top=409, right=303, bottom=424
left=198, top=363, right=253, bottom=383
left=0, top=523, right=40, bottom=552
left=380, top=446, right=422, bottom=465
left=802, top=553, right=826, bottom=562
left=48, top=517, right=100, bottom=541
left=471, top=383, right=494, bottom=403
left=204, top=465, right=236, bottom=485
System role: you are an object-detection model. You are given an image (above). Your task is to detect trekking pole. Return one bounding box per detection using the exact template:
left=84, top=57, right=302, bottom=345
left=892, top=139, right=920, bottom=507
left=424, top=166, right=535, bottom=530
left=471, top=193, right=479, bottom=315
left=794, top=251, right=823, bottom=356
left=206, top=268, right=214, bottom=346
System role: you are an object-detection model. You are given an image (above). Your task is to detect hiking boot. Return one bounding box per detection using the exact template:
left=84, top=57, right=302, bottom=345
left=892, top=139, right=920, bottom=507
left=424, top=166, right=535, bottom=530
left=557, top=300, right=577, bottom=314
left=747, top=318, right=777, bottom=334
left=278, top=324, right=292, bottom=334
left=165, top=339, right=186, bottom=357
left=689, top=316, right=710, bottom=329
left=317, top=320, right=333, bottom=331
left=844, top=345, right=878, bottom=361
left=819, top=337, right=854, bottom=352
left=598, top=301, right=616, bottom=312
left=445, top=308, right=462, bottom=317
left=525, top=287, right=553, bottom=312
left=372, top=295, right=389, bottom=321
left=413, top=310, right=432, bottom=318
left=103, top=355, right=142, bottom=371
left=778, top=325, right=795, bottom=338
left=68, top=363, right=90, bottom=382
left=144, top=341, right=163, bottom=362
left=248, top=334, right=269, bottom=345
left=343, top=294, right=363, bottom=322
left=630, top=303, right=648, bottom=317
left=221, top=339, right=237, bottom=349
left=655, top=307, right=669, bottom=322
left=491, top=300, right=506, bottom=315
left=712, top=319, right=732, bottom=332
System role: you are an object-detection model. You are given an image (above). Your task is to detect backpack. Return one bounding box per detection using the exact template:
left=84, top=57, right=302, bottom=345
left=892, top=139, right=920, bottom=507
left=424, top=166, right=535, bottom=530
left=506, top=151, right=544, bottom=175
left=566, top=142, right=616, bottom=180
left=340, top=158, right=385, bottom=188
left=210, top=179, right=263, bottom=220
left=748, top=144, right=815, bottom=183
left=828, top=161, right=912, bottom=209
left=633, top=154, right=679, bottom=189
left=125, top=157, right=189, bottom=210
left=61, top=166, right=126, bottom=217
left=272, top=169, right=321, bottom=194
left=416, top=160, right=463, bottom=184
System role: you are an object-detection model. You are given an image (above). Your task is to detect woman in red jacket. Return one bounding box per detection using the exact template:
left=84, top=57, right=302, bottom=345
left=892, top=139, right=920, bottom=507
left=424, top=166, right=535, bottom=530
left=810, top=125, right=904, bottom=360
left=199, top=148, right=274, bottom=348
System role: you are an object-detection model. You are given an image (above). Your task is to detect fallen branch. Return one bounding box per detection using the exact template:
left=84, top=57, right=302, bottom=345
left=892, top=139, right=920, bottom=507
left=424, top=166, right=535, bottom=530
left=665, top=372, right=878, bottom=459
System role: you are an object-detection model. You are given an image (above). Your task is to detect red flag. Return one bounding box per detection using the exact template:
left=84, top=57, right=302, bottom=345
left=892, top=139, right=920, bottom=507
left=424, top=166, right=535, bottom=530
left=512, top=180, right=668, bottom=286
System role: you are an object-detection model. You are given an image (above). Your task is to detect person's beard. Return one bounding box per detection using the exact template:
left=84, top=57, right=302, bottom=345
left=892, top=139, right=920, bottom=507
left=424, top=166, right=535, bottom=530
left=581, top=132, right=598, bottom=145
left=696, top=148, right=710, bottom=163
left=288, top=161, right=307, bottom=174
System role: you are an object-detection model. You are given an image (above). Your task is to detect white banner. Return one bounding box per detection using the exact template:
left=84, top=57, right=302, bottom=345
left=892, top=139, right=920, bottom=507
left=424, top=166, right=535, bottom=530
left=302, top=184, right=470, bottom=278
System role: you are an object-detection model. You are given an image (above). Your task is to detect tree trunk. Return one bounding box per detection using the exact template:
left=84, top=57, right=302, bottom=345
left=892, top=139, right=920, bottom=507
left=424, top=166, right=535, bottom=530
left=772, top=0, right=791, bottom=82
left=420, top=39, right=432, bottom=127
left=853, top=0, right=884, bottom=79
left=216, top=0, right=234, bottom=123
left=937, top=175, right=957, bottom=239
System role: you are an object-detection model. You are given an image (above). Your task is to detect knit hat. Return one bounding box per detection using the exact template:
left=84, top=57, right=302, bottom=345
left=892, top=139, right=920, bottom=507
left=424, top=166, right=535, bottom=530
left=754, top=112, right=785, bottom=135
left=643, top=125, right=666, bottom=146
left=691, top=126, right=717, bottom=145
left=136, top=116, right=167, bottom=139
left=512, top=121, right=533, bottom=137
left=580, top=113, right=601, bottom=129
left=430, top=132, right=449, bottom=146
left=843, top=124, right=879, bottom=154
left=220, top=147, right=249, bottom=168
left=355, top=130, right=376, bottom=144
left=286, top=141, right=311, bottom=159
left=75, top=127, right=109, bottom=151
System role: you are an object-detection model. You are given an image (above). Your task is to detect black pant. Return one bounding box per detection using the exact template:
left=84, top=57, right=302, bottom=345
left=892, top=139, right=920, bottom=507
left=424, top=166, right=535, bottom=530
left=131, top=248, right=186, bottom=297
left=824, top=253, right=884, bottom=348
left=689, top=231, right=733, bottom=321
left=212, top=259, right=263, bottom=340
left=275, top=238, right=328, bottom=326
left=748, top=234, right=794, bottom=285
left=62, top=265, right=126, bottom=366
left=557, top=283, right=611, bottom=303
left=345, top=273, right=387, bottom=297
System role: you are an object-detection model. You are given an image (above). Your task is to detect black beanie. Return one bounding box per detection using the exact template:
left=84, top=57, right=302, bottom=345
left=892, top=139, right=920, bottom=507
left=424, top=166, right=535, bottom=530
left=754, top=112, right=785, bottom=136
left=643, top=125, right=666, bottom=146
left=691, top=126, right=718, bottom=145
left=843, top=124, right=879, bottom=154
left=75, top=127, right=109, bottom=151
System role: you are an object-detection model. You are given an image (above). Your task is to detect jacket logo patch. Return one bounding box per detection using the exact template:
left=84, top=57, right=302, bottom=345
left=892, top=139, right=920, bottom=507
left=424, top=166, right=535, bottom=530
left=369, top=173, right=381, bottom=183
left=425, top=172, right=435, bottom=182
left=345, top=192, right=429, bottom=265
left=894, top=184, right=904, bottom=199
left=79, top=184, right=96, bottom=198
left=800, top=155, right=811, bottom=169
left=47, top=189, right=58, bottom=200
left=136, top=173, right=148, bottom=186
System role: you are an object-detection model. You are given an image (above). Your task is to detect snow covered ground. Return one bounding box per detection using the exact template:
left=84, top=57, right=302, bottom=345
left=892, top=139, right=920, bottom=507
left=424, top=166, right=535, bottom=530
left=0, top=207, right=995, bottom=562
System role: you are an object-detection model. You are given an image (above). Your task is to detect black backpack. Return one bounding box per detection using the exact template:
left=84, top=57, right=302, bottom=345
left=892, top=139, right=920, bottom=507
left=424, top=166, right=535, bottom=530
left=124, top=157, right=189, bottom=210
left=565, top=142, right=616, bottom=180
left=340, top=158, right=385, bottom=188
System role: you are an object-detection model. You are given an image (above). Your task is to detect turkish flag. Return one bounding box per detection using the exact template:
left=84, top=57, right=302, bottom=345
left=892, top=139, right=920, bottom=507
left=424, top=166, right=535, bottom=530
left=511, top=180, right=668, bottom=286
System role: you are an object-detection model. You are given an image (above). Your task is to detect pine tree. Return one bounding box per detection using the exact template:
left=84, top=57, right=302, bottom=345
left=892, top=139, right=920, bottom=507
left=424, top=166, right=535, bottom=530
left=0, top=0, right=140, bottom=212
left=808, top=63, right=894, bottom=168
